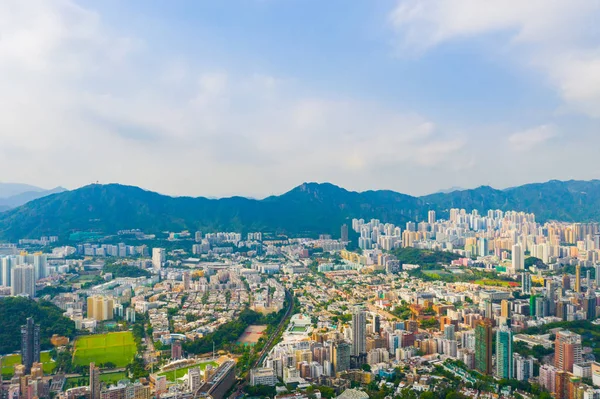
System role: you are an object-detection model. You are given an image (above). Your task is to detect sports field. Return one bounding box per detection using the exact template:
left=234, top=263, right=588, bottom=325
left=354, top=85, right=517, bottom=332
left=158, top=361, right=218, bottom=382
left=73, top=332, right=136, bottom=367
left=1, top=352, right=56, bottom=377
left=474, top=279, right=519, bottom=288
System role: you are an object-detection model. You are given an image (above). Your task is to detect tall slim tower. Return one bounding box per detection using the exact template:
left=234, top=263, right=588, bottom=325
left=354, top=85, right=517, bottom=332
left=20, top=317, right=40, bottom=374
left=340, top=224, right=349, bottom=243
left=90, top=363, right=100, bottom=399
left=575, top=265, right=581, bottom=293
left=475, top=319, right=493, bottom=375
left=495, top=324, right=513, bottom=379
left=152, top=248, right=165, bottom=271
left=512, top=244, right=524, bottom=271
left=427, top=210, right=436, bottom=225
left=521, top=272, right=532, bottom=295
left=351, top=308, right=366, bottom=356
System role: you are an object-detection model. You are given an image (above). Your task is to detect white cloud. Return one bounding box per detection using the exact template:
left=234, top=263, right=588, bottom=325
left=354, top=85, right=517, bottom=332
left=508, top=125, right=558, bottom=151
left=0, top=0, right=473, bottom=197
left=390, top=0, right=600, bottom=118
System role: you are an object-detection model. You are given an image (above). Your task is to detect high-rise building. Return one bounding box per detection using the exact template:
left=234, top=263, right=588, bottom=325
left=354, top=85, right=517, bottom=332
left=21, top=317, right=40, bottom=374
left=478, top=238, right=488, bottom=257
left=500, top=300, right=510, bottom=318
left=495, top=324, right=513, bottom=379
left=33, top=254, right=47, bottom=281
left=595, top=265, right=600, bottom=287
left=87, top=296, right=115, bottom=321
left=372, top=314, right=380, bottom=334
left=427, top=210, right=436, bottom=225
left=172, top=340, right=182, bottom=360
left=514, top=354, right=534, bottom=381
left=332, top=342, right=351, bottom=373
left=340, top=224, right=349, bottom=243
left=575, top=265, right=581, bottom=293
left=512, top=244, right=524, bottom=271
left=555, top=330, right=582, bottom=372
left=521, top=272, right=531, bottom=295
left=152, top=248, right=165, bottom=271
left=444, top=324, right=456, bottom=341
left=1, top=257, right=13, bottom=287
left=475, top=319, right=493, bottom=375
left=11, top=265, right=35, bottom=297
left=351, top=308, right=366, bottom=356
left=90, top=363, right=100, bottom=399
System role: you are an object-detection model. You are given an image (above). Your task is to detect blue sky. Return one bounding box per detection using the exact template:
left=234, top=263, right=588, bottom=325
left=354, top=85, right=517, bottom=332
left=1, top=0, right=599, bottom=197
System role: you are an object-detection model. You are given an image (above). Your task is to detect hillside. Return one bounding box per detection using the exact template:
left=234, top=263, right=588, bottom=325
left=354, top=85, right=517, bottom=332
left=0, top=179, right=599, bottom=240
left=0, top=297, right=76, bottom=354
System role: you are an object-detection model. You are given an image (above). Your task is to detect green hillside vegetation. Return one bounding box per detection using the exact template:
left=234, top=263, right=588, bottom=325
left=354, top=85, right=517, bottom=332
left=103, top=263, right=151, bottom=278
left=391, top=247, right=460, bottom=266
left=2, top=179, right=600, bottom=240
left=0, top=297, right=76, bottom=354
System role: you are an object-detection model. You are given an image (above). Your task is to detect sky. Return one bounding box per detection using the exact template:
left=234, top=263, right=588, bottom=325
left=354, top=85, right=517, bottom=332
left=1, top=0, right=600, bottom=198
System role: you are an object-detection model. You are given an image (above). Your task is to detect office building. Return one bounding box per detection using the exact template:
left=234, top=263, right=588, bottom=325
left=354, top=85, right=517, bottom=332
left=152, top=248, right=165, bottom=271
left=475, top=319, right=493, bottom=375
left=90, top=363, right=100, bottom=399
left=495, top=324, right=513, bottom=379
left=11, top=265, right=35, bottom=297
left=555, top=330, right=583, bottom=372
left=21, top=317, right=40, bottom=374
left=351, top=308, right=366, bottom=356
left=333, top=342, right=351, bottom=374
left=87, top=296, right=115, bottom=321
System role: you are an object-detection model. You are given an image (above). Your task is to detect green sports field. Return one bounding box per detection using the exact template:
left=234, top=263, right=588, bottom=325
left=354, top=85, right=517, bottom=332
left=157, top=361, right=218, bottom=382
left=73, top=332, right=137, bottom=367
left=1, top=352, right=56, bottom=377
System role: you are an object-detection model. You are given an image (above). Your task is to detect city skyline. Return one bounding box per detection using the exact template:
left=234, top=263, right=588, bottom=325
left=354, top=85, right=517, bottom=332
left=1, top=1, right=600, bottom=198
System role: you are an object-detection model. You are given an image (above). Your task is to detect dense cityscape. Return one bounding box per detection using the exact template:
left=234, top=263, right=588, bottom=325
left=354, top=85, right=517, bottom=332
left=0, top=206, right=599, bottom=399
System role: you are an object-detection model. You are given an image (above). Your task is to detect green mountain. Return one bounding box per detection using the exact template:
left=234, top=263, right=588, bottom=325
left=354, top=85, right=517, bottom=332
left=0, top=179, right=599, bottom=240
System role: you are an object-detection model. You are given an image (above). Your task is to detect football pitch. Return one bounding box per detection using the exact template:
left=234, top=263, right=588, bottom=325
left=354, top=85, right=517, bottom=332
left=73, top=332, right=137, bottom=367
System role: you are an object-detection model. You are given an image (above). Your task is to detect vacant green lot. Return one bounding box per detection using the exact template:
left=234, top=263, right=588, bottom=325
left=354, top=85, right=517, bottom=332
left=73, top=332, right=136, bottom=367
left=1, top=352, right=56, bottom=377
left=158, top=361, right=218, bottom=382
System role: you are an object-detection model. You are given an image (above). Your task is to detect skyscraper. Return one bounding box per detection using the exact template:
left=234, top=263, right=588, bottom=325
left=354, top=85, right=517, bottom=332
left=90, top=363, right=100, bottom=399
left=332, top=342, right=351, bottom=373
left=340, top=224, right=349, bottom=243
left=21, top=318, right=40, bottom=374
left=444, top=324, right=456, bottom=341
left=512, top=244, right=524, bottom=271
left=351, top=308, right=366, bottom=356
left=372, top=314, right=380, bottom=334
left=11, top=265, right=35, bottom=297
left=152, top=248, right=165, bottom=271
left=495, top=324, right=513, bottom=379
left=478, top=238, right=488, bottom=257
left=521, top=272, right=531, bottom=295
left=595, top=265, right=600, bottom=287
left=555, top=330, right=582, bottom=372
left=427, top=210, right=436, bottom=225
left=500, top=300, right=510, bottom=318
left=575, top=265, right=581, bottom=293
left=475, top=319, right=493, bottom=375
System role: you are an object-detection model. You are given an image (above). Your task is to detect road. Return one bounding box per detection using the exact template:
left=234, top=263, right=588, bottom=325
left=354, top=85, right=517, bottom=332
left=230, top=288, right=294, bottom=398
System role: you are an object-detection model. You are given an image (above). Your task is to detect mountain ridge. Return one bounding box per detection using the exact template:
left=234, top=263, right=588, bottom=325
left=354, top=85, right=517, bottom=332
left=0, top=179, right=599, bottom=240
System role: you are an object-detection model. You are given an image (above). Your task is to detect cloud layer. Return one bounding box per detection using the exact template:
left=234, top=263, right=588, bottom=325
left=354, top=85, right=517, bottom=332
left=0, top=1, right=599, bottom=197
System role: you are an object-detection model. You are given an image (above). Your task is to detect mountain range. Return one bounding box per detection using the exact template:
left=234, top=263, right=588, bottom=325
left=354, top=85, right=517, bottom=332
left=0, top=179, right=599, bottom=241
left=0, top=183, right=67, bottom=213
